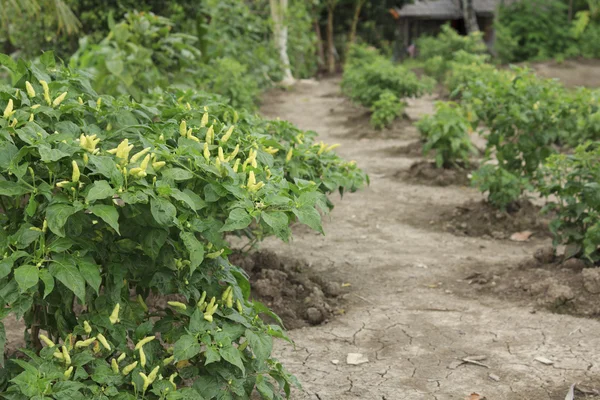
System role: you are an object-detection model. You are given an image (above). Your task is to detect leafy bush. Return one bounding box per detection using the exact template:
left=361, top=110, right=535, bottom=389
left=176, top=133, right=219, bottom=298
left=416, top=101, right=477, bottom=168
left=538, top=142, right=600, bottom=261
left=495, top=0, right=571, bottom=62
left=342, top=46, right=434, bottom=109
left=471, top=165, right=531, bottom=210
left=0, top=55, right=366, bottom=398
left=417, top=24, right=487, bottom=79
left=370, top=91, right=404, bottom=130
left=70, top=12, right=201, bottom=100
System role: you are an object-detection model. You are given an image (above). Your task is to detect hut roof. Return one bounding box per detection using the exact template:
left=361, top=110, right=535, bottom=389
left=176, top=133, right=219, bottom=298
left=396, top=0, right=511, bottom=19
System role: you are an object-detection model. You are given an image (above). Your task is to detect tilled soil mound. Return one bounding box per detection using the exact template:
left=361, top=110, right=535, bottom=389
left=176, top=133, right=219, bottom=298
left=461, top=247, right=600, bottom=317
left=231, top=250, right=345, bottom=330
left=380, top=140, right=424, bottom=158
left=397, top=160, right=473, bottom=187
left=442, top=199, right=550, bottom=239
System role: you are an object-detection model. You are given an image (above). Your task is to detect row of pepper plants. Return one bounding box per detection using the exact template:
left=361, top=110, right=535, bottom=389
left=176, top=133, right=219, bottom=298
left=0, top=46, right=367, bottom=399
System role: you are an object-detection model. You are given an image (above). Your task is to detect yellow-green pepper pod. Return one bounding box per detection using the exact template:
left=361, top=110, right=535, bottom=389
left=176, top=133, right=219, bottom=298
left=28, top=113, right=34, bottom=122
left=52, top=92, right=67, bottom=108
left=169, top=372, right=178, bottom=390
left=109, top=303, right=120, bottom=324
left=238, top=341, right=248, bottom=351
left=326, top=143, right=340, bottom=152
left=139, top=346, right=147, bottom=367
left=26, top=81, right=36, bottom=97
left=206, top=249, right=224, bottom=259
left=147, top=365, right=160, bottom=383
left=97, top=333, right=111, bottom=351
left=206, top=125, right=214, bottom=144
left=64, top=366, right=73, bottom=379
left=130, top=147, right=151, bottom=164
left=218, top=147, right=225, bottom=163
left=75, top=337, right=97, bottom=348
left=236, top=299, right=243, bottom=314
left=3, top=99, right=14, bottom=120
left=232, top=158, right=240, bottom=173
left=247, top=171, right=256, bottom=188
left=71, top=161, right=80, bottom=183
left=139, top=154, right=151, bottom=171
left=78, top=97, right=84, bottom=105
left=221, top=126, right=234, bottom=143
left=203, top=143, right=210, bottom=160
left=137, top=294, right=149, bottom=312
left=40, top=80, right=51, bottom=105
left=228, top=144, right=240, bottom=161
left=117, top=352, right=127, bottom=362
left=201, top=112, right=209, bottom=127
left=163, top=355, right=175, bottom=366
left=111, top=358, right=119, bottom=374
left=62, top=346, right=71, bottom=366
left=53, top=351, right=64, bottom=360
left=140, top=372, right=151, bottom=391
left=152, top=161, right=166, bottom=171
left=42, top=220, right=48, bottom=233
left=186, top=102, right=191, bottom=110
left=122, top=361, right=138, bottom=376
left=197, top=291, right=207, bottom=308
left=286, top=148, right=293, bottom=163
left=39, top=334, right=55, bottom=347
left=179, top=120, right=187, bottom=137
left=221, top=286, right=232, bottom=302
left=83, top=320, right=92, bottom=335
left=134, top=336, right=156, bottom=351
left=206, top=297, right=216, bottom=313
left=233, top=110, right=239, bottom=124
left=96, top=97, right=102, bottom=110
left=167, top=301, right=187, bottom=311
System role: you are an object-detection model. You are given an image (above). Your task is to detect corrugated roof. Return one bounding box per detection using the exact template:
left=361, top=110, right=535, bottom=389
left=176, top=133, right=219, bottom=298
left=396, top=0, right=510, bottom=19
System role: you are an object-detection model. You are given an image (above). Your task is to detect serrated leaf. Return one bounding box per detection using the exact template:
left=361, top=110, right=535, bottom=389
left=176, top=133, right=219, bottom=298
left=49, top=258, right=86, bottom=302
left=220, top=208, right=252, bottom=232
left=46, top=204, right=78, bottom=237
left=174, top=334, right=201, bottom=361
left=14, top=264, right=39, bottom=293
left=89, top=204, right=120, bottom=234
left=245, top=329, right=272, bottom=364
left=86, top=180, right=115, bottom=202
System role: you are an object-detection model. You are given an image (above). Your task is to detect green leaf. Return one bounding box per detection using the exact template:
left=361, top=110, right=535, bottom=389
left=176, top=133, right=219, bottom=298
left=0, top=251, right=28, bottom=280
left=86, top=180, right=115, bottom=202
left=173, top=334, right=201, bottom=362
left=151, top=197, right=177, bottom=226
left=14, top=264, right=39, bottom=293
left=89, top=205, right=120, bottom=234
left=49, top=258, right=86, bottom=302
left=204, top=346, right=221, bottom=365
left=89, top=155, right=124, bottom=186
left=106, top=58, right=124, bottom=76
left=142, top=229, right=168, bottom=259
left=0, top=322, right=5, bottom=367
left=261, top=211, right=290, bottom=240
left=245, top=329, right=272, bottom=364
left=219, top=345, right=245, bottom=375
left=189, top=309, right=211, bottom=335
left=0, top=180, right=30, bottom=196
left=161, top=168, right=194, bottom=181
left=46, top=204, right=78, bottom=237
left=256, top=375, right=274, bottom=400
left=180, top=232, right=204, bottom=275
left=293, top=206, right=323, bottom=234
left=39, top=268, right=55, bottom=298
left=77, top=257, right=102, bottom=295
left=38, top=145, right=70, bottom=162
left=220, top=208, right=252, bottom=232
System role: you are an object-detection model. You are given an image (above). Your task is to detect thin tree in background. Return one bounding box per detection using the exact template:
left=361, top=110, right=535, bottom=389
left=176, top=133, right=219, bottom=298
left=348, top=0, right=366, bottom=45
left=270, top=0, right=295, bottom=84
left=327, top=0, right=338, bottom=73
left=461, top=0, right=480, bottom=33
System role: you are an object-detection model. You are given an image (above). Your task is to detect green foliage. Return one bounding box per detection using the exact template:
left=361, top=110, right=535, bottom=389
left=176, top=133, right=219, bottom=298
left=416, top=101, right=477, bottom=168
left=287, top=0, right=318, bottom=79
left=417, top=25, right=487, bottom=79
left=0, top=55, right=366, bottom=397
left=471, top=165, right=530, bottom=210
left=495, top=0, right=571, bottom=62
left=342, top=44, right=434, bottom=109
left=539, top=142, right=600, bottom=261
left=370, top=91, right=404, bottom=130
left=70, top=12, right=201, bottom=100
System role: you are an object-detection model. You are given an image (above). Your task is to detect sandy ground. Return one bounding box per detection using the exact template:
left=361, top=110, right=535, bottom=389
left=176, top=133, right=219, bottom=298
left=258, top=79, right=600, bottom=400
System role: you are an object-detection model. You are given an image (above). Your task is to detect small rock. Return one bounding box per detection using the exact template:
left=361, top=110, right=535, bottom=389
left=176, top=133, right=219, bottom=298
left=346, top=353, right=369, bottom=365
left=331, top=359, right=339, bottom=365
left=459, top=222, right=468, bottom=229
left=562, top=257, right=586, bottom=271
left=534, top=356, right=554, bottom=365
left=582, top=268, right=600, bottom=294
left=306, top=307, right=324, bottom=325
left=491, top=231, right=505, bottom=240
left=488, top=373, right=501, bottom=382
left=534, top=246, right=556, bottom=264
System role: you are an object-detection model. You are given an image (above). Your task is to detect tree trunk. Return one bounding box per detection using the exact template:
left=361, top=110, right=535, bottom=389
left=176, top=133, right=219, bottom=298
left=315, top=21, right=325, bottom=69
left=568, top=0, right=574, bottom=22
left=327, top=2, right=336, bottom=74
left=348, top=0, right=365, bottom=45
left=461, top=0, right=480, bottom=33
left=270, top=0, right=294, bottom=85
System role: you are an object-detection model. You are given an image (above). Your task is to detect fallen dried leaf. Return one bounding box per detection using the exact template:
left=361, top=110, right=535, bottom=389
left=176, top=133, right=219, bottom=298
left=534, top=356, right=554, bottom=365
left=467, top=393, right=486, bottom=400
left=346, top=353, right=369, bottom=365
left=510, top=230, right=533, bottom=242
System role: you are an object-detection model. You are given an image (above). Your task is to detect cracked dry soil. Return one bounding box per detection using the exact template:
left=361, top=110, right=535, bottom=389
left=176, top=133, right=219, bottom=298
left=259, top=79, right=600, bottom=400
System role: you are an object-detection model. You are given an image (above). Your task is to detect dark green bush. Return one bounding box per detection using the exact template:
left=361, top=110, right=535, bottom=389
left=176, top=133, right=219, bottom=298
left=370, top=91, right=405, bottom=130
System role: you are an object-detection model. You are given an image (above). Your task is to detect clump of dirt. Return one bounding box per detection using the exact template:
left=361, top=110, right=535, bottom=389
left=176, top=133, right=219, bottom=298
left=459, top=248, right=600, bottom=317
left=397, top=161, right=474, bottom=187
left=231, top=250, right=346, bottom=330
left=442, top=199, right=550, bottom=240
left=380, top=140, right=424, bottom=158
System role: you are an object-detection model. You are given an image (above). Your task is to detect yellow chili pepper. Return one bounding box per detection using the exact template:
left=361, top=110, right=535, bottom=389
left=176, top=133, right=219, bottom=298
left=40, top=80, right=51, bottom=105
left=206, top=125, right=214, bottom=144
left=232, top=158, right=240, bottom=172
left=221, top=286, right=231, bottom=302
left=203, top=143, right=210, bottom=160
left=152, top=161, right=166, bottom=170
left=226, top=290, right=233, bottom=309
left=134, top=336, right=156, bottom=351
left=62, top=346, right=71, bottom=366
left=147, top=365, right=159, bottom=383
left=117, top=352, right=127, bottom=362
left=3, top=99, right=14, bottom=120
left=25, top=81, right=36, bottom=97
left=83, top=321, right=92, bottom=335
left=163, top=355, right=175, bottom=366
left=39, top=334, right=55, bottom=347
left=110, top=358, right=119, bottom=373
left=138, top=294, right=149, bottom=312
left=201, top=112, right=209, bottom=127
left=28, top=113, right=34, bottom=122
left=221, top=126, right=234, bottom=143
left=236, top=299, right=243, bottom=314
left=286, top=148, right=293, bottom=163
left=247, top=171, right=256, bottom=188
left=264, top=146, right=279, bottom=155
left=71, top=161, right=80, bottom=183
left=122, top=361, right=138, bottom=376
left=179, top=120, right=187, bottom=137
left=167, top=301, right=187, bottom=311
left=326, top=144, right=340, bottom=152
left=109, top=303, right=120, bottom=324
left=139, top=154, right=150, bottom=171
left=53, top=351, right=64, bottom=360
left=64, top=366, right=73, bottom=379
left=218, top=147, right=225, bottom=163
left=139, top=346, right=147, bottom=367
left=75, top=337, right=96, bottom=348
left=169, top=373, right=178, bottom=390
left=97, top=333, right=111, bottom=351
left=130, top=147, right=151, bottom=164
left=78, top=97, right=84, bottom=105
left=52, top=92, right=67, bottom=107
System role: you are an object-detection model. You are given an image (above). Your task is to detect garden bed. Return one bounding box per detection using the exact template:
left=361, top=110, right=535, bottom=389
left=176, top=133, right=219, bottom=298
left=396, top=160, right=475, bottom=187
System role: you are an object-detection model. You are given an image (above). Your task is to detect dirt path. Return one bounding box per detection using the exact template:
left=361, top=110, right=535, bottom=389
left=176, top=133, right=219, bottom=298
left=259, top=79, right=600, bottom=400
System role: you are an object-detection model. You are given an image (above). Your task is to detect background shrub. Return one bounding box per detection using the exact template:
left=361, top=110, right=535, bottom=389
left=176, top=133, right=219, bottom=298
left=370, top=91, right=405, bottom=130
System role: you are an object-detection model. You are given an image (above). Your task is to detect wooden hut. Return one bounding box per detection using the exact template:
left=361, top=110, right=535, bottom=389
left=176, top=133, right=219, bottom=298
left=393, top=0, right=511, bottom=51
